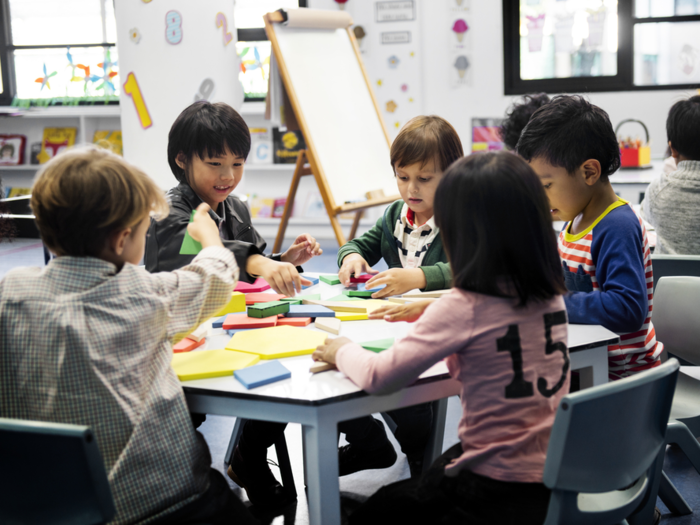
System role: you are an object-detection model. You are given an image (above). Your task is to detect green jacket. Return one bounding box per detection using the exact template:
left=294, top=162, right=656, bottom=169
left=337, top=200, right=451, bottom=291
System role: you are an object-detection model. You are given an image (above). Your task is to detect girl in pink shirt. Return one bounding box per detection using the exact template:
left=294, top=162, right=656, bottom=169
left=313, top=151, right=569, bottom=525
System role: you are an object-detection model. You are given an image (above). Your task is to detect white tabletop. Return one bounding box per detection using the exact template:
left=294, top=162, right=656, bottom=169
left=609, top=159, right=663, bottom=184
left=180, top=278, right=619, bottom=405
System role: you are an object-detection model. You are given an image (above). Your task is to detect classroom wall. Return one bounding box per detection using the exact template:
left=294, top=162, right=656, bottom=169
left=309, top=0, right=697, bottom=159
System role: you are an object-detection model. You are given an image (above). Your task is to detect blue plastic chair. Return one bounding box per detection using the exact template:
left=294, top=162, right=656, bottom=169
left=0, top=418, right=115, bottom=525
left=543, top=358, right=679, bottom=525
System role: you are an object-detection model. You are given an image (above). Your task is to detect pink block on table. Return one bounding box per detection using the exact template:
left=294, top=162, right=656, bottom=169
left=173, top=337, right=206, bottom=353
left=222, top=314, right=278, bottom=330
left=235, top=278, right=271, bottom=293
left=277, top=317, right=312, bottom=327
left=350, top=274, right=373, bottom=283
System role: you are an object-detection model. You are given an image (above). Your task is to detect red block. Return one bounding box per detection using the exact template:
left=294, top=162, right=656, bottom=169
left=173, top=337, right=206, bottom=353
left=235, top=278, right=271, bottom=293
left=222, top=314, right=278, bottom=330
left=245, top=293, right=287, bottom=305
left=277, top=317, right=312, bottom=327
left=350, top=274, right=373, bottom=283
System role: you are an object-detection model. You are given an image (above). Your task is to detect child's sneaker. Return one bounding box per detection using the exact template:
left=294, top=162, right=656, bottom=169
left=338, top=440, right=397, bottom=476
left=227, top=447, right=296, bottom=509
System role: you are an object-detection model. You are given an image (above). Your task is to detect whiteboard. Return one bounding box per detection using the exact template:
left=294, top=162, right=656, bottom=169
left=274, top=25, right=397, bottom=207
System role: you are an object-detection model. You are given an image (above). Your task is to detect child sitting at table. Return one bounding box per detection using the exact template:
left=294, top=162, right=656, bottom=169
left=641, top=94, right=700, bottom=254
left=145, top=101, right=322, bottom=297
left=517, top=95, right=662, bottom=380
left=313, top=151, right=569, bottom=525
left=0, top=147, right=258, bottom=524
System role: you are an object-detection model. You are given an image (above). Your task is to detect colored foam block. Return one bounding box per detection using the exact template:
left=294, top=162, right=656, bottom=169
left=280, top=294, right=321, bottom=306
left=235, top=278, right=271, bottom=293
left=315, top=317, right=341, bottom=335
left=347, top=290, right=374, bottom=298
left=277, top=316, right=312, bottom=327
left=319, top=274, right=341, bottom=285
left=173, top=337, right=206, bottom=353
left=326, top=294, right=364, bottom=302
left=310, top=361, right=336, bottom=374
left=301, top=275, right=319, bottom=285
left=360, top=338, right=395, bottom=353
left=226, top=325, right=328, bottom=359
left=402, top=289, right=451, bottom=299
left=350, top=274, right=374, bottom=283
left=214, top=292, right=246, bottom=317
left=212, top=315, right=227, bottom=329
left=186, top=323, right=209, bottom=342
left=335, top=311, right=369, bottom=321
left=302, top=299, right=367, bottom=313
left=359, top=283, right=386, bottom=293
left=247, top=301, right=290, bottom=318
left=287, top=305, right=335, bottom=318
left=234, top=360, right=292, bottom=389
left=245, top=293, right=287, bottom=305
left=172, top=349, right=260, bottom=381
left=222, top=314, right=278, bottom=330
left=179, top=210, right=202, bottom=255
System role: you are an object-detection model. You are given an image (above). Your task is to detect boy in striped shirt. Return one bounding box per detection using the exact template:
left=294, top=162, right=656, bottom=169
left=517, top=95, right=662, bottom=380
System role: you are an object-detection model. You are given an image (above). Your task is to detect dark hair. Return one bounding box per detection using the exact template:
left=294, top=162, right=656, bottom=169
left=667, top=95, right=700, bottom=161
left=167, top=101, right=251, bottom=183
left=499, top=93, right=550, bottom=150
left=390, top=115, right=463, bottom=173
left=516, top=95, right=621, bottom=180
left=434, top=152, right=565, bottom=306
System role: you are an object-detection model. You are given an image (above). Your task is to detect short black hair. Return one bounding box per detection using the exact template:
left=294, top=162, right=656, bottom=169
left=500, top=93, right=550, bottom=150
left=516, top=95, right=621, bottom=179
left=434, top=152, right=565, bottom=306
left=667, top=95, right=700, bottom=161
left=167, top=101, right=251, bottom=183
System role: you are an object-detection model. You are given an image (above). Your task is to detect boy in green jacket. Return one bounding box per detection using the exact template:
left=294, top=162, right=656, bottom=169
left=338, top=115, right=462, bottom=295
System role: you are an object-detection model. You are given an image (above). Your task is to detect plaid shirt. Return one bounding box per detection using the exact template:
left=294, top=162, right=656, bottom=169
left=0, top=247, right=238, bottom=524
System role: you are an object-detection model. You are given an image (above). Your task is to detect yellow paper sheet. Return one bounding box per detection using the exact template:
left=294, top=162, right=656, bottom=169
left=226, top=325, right=328, bottom=359
left=171, top=349, right=260, bottom=381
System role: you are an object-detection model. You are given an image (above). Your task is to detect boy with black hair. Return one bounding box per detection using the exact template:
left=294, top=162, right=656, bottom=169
left=145, top=101, right=321, bottom=297
left=517, top=95, right=662, bottom=380
left=499, top=93, right=550, bottom=151
left=641, top=95, right=700, bottom=254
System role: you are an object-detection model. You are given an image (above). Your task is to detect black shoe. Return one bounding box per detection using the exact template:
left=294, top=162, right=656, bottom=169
left=338, top=440, right=397, bottom=476
left=228, top=447, right=296, bottom=510
left=406, top=454, right=424, bottom=478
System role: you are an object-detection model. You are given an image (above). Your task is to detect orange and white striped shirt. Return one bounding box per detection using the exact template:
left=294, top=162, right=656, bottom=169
left=558, top=198, right=662, bottom=380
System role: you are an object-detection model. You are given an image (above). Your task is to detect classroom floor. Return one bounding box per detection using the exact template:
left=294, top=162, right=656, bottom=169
left=1, top=238, right=700, bottom=524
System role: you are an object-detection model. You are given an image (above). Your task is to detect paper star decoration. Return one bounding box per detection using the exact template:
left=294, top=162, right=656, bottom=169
left=35, top=63, right=58, bottom=91
left=377, top=79, right=383, bottom=86
left=386, top=100, right=397, bottom=113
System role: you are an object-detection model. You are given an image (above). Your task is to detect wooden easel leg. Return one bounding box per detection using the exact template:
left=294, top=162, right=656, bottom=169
left=274, top=152, right=306, bottom=253
left=329, top=213, right=347, bottom=247
left=348, top=211, right=363, bottom=241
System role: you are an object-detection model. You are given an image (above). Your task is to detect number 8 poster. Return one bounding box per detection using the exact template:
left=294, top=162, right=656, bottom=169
left=115, top=0, right=243, bottom=190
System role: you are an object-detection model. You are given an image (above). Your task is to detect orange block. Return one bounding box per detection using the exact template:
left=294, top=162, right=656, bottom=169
left=222, top=314, right=278, bottom=330
left=173, top=337, right=206, bottom=353
left=245, top=293, right=287, bottom=305
left=277, top=317, right=312, bottom=327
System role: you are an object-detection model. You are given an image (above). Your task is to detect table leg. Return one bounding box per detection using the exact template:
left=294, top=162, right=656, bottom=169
left=570, top=345, right=608, bottom=388
left=423, top=398, right=448, bottom=469
left=303, top=418, right=341, bottom=525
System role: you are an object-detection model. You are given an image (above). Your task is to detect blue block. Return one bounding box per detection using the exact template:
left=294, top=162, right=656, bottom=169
left=212, top=315, right=227, bottom=329
left=234, top=361, right=291, bottom=389
left=358, top=283, right=386, bottom=292
left=302, top=275, right=319, bottom=285
left=286, top=305, right=335, bottom=318
left=226, top=329, right=247, bottom=335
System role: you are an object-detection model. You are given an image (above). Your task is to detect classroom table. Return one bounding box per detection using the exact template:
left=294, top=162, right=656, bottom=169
left=609, top=160, right=662, bottom=204
left=181, top=278, right=619, bottom=525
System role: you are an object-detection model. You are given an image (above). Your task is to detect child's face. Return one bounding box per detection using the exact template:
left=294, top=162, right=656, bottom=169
left=180, top=149, right=245, bottom=210
left=122, top=215, right=151, bottom=265
left=529, top=157, right=589, bottom=222
left=395, top=159, right=442, bottom=221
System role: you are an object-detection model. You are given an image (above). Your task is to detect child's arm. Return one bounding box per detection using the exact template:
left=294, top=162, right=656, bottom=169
left=313, top=292, right=473, bottom=395
left=337, top=217, right=385, bottom=286
left=565, top=215, right=648, bottom=333
left=246, top=255, right=312, bottom=297
left=368, top=299, right=436, bottom=322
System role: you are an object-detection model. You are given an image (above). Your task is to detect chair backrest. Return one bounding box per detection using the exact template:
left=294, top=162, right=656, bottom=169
left=543, top=359, right=679, bottom=524
left=651, top=254, right=700, bottom=291
left=653, top=276, right=700, bottom=365
left=0, top=418, right=116, bottom=525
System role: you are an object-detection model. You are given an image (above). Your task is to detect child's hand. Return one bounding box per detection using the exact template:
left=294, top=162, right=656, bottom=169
left=281, top=234, right=323, bottom=266
left=188, top=203, right=223, bottom=249
left=365, top=268, right=427, bottom=298
left=338, top=253, right=379, bottom=286
left=368, top=299, right=435, bottom=323
left=312, top=336, right=352, bottom=365
left=257, top=257, right=312, bottom=297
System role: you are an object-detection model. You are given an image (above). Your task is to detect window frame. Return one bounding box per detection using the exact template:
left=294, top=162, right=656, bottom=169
left=503, top=0, right=700, bottom=95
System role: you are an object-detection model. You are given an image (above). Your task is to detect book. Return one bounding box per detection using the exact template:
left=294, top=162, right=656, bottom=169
left=37, top=128, right=78, bottom=164
left=273, top=128, right=305, bottom=164
left=0, top=135, right=27, bottom=166
left=249, top=127, right=273, bottom=164
left=93, top=130, right=123, bottom=156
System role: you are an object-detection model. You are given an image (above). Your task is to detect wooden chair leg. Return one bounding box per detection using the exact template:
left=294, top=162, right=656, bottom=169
left=348, top=211, right=363, bottom=241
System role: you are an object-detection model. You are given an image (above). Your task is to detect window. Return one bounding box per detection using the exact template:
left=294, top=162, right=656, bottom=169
left=503, top=0, right=700, bottom=94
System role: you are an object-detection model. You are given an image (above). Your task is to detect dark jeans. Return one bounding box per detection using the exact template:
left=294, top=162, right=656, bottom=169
left=151, top=468, right=259, bottom=525
left=239, top=403, right=433, bottom=458
left=349, top=443, right=551, bottom=525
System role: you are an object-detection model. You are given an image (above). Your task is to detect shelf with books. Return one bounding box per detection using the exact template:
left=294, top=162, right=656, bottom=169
left=245, top=164, right=296, bottom=172
left=0, top=165, right=39, bottom=171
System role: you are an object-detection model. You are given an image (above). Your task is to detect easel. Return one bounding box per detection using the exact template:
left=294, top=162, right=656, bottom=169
left=265, top=10, right=400, bottom=252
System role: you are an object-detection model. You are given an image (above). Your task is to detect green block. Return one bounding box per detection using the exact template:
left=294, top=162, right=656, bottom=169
left=348, top=290, right=375, bottom=298
left=280, top=298, right=302, bottom=306
left=180, top=211, right=203, bottom=255
left=319, top=274, right=341, bottom=285
left=326, top=294, right=364, bottom=302
left=280, top=293, right=321, bottom=306
left=247, top=301, right=290, bottom=318
left=360, top=338, right=395, bottom=353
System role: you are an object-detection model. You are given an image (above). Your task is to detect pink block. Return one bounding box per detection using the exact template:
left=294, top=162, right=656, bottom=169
left=350, top=274, right=373, bottom=283
left=235, top=278, right=271, bottom=293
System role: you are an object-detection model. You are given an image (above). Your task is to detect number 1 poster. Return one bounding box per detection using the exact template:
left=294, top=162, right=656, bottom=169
left=115, top=0, right=243, bottom=190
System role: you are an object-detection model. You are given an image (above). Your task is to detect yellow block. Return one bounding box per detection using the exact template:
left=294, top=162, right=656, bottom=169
left=172, top=349, right=259, bottom=381
left=215, top=292, right=246, bottom=317
left=335, top=311, right=368, bottom=321
left=226, top=325, right=328, bottom=359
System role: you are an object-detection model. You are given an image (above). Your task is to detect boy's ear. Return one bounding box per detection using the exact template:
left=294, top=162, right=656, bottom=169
left=581, top=159, right=602, bottom=186
left=175, top=153, right=187, bottom=170
left=108, top=228, right=132, bottom=256
left=668, top=142, right=680, bottom=160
